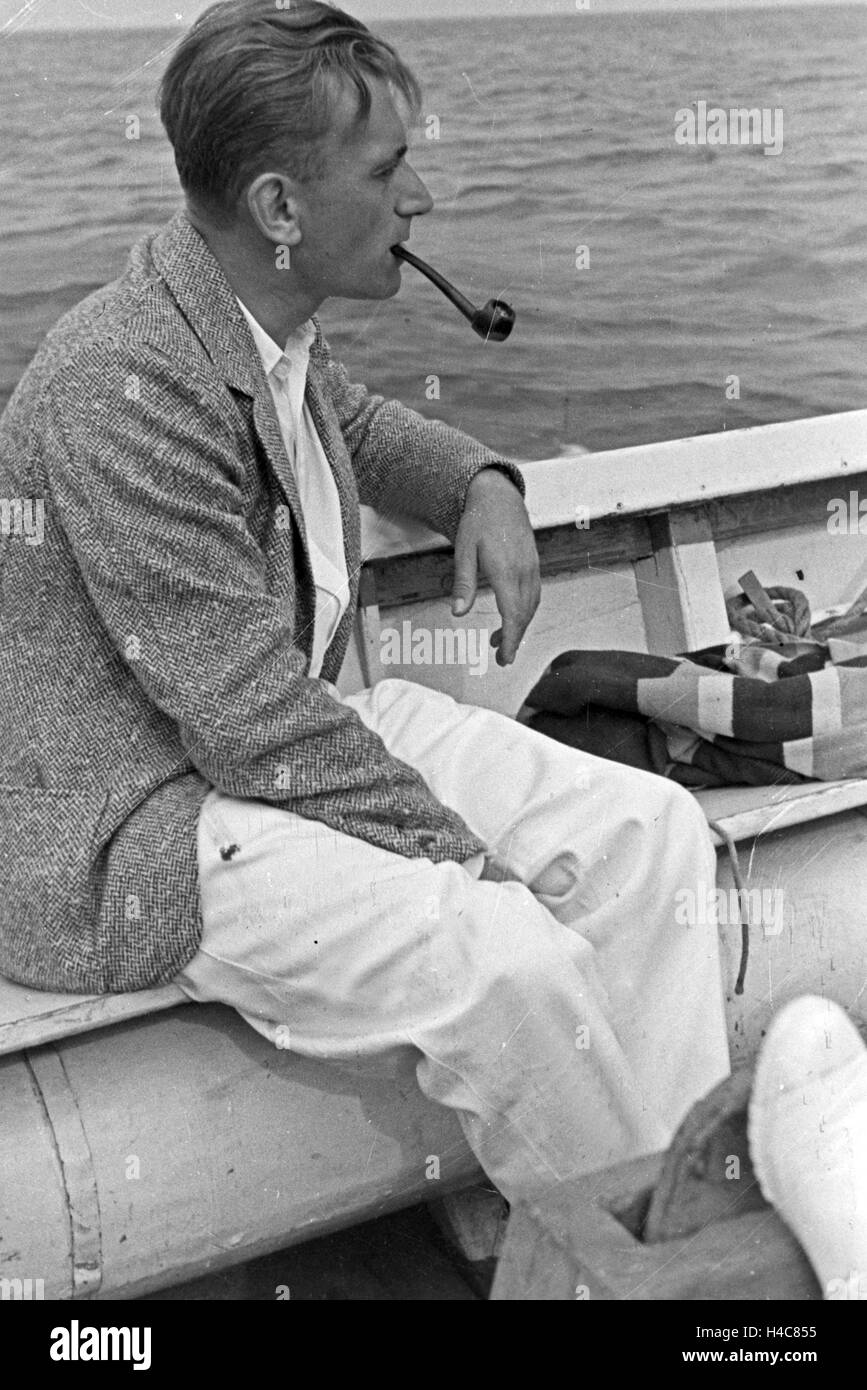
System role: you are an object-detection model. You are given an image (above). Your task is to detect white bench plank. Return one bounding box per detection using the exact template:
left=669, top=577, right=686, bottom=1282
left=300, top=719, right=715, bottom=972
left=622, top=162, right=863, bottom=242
left=697, top=778, right=867, bottom=845
left=0, top=980, right=185, bottom=1058
left=360, top=410, right=867, bottom=557
left=523, top=409, right=867, bottom=532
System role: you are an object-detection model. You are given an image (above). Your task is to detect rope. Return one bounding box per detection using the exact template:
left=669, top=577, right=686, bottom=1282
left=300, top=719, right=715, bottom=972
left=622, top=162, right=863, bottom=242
left=706, top=819, right=751, bottom=996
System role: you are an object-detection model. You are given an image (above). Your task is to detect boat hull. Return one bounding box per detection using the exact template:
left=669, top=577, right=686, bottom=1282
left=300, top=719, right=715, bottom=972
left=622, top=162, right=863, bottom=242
left=717, top=806, right=867, bottom=1064
left=1, top=1004, right=477, bottom=1300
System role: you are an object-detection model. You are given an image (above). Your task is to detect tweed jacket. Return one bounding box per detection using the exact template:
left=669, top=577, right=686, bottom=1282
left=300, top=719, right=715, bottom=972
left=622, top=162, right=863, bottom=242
left=0, top=211, right=526, bottom=994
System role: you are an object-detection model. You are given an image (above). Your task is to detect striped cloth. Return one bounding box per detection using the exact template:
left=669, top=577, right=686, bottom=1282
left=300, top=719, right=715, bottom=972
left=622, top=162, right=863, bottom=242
left=524, top=598, right=867, bottom=788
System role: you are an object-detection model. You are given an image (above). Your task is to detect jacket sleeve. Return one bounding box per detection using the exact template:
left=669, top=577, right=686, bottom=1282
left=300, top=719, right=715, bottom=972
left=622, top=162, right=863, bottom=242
left=312, top=324, right=527, bottom=541
left=40, top=338, right=487, bottom=866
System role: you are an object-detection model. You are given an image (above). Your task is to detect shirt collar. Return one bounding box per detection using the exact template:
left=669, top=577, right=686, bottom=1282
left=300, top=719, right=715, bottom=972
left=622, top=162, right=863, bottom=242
left=235, top=296, right=316, bottom=377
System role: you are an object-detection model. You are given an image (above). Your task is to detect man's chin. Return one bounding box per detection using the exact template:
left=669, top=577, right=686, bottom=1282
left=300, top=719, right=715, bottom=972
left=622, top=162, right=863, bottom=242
left=340, top=279, right=402, bottom=302
left=375, top=253, right=405, bottom=298
left=329, top=257, right=404, bottom=302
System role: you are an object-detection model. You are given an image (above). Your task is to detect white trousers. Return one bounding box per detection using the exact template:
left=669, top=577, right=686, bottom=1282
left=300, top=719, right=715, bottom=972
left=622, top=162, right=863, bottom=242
left=175, top=677, right=730, bottom=1201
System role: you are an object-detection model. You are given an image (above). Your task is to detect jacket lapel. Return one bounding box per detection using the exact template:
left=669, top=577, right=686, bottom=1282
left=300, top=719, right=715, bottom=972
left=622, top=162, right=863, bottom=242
left=149, top=213, right=362, bottom=675
left=305, top=357, right=362, bottom=676
left=150, top=212, right=311, bottom=558
left=250, top=390, right=308, bottom=551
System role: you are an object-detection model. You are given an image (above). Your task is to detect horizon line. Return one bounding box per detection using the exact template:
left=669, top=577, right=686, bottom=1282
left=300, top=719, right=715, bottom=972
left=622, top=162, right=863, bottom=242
left=4, top=0, right=866, bottom=36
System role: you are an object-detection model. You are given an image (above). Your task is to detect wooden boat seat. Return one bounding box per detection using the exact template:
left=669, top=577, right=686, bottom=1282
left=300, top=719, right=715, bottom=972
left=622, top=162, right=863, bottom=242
left=0, top=977, right=185, bottom=1059
left=696, top=776, right=867, bottom=846
left=3, top=776, right=867, bottom=1062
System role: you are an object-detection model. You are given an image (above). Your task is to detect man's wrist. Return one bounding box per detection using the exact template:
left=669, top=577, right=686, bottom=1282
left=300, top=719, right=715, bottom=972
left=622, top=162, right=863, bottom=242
left=466, top=464, right=522, bottom=497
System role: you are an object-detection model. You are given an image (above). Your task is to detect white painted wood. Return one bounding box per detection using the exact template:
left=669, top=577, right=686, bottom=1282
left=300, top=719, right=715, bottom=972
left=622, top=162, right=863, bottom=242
left=517, top=409, right=867, bottom=532
left=360, top=409, right=867, bottom=557
left=634, top=510, right=731, bottom=654
left=697, top=779, right=867, bottom=846
left=27, top=1046, right=103, bottom=1297
left=716, top=810, right=867, bottom=1063
left=0, top=982, right=184, bottom=1059
left=0, top=1053, right=71, bottom=1298
left=0, top=1005, right=479, bottom=1298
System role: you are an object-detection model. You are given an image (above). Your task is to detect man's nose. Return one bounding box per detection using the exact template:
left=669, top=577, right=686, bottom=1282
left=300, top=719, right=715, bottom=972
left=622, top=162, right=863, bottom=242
left=396, top=162, right=434, bottom=218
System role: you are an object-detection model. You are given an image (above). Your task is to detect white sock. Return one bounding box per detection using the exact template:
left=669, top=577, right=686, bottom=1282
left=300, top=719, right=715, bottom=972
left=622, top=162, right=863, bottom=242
left=748, top=995, right=867, bottom=1300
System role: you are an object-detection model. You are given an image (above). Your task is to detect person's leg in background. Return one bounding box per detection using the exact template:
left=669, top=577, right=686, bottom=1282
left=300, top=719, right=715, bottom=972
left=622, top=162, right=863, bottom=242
left=749, top=995, right=867, bottom=1299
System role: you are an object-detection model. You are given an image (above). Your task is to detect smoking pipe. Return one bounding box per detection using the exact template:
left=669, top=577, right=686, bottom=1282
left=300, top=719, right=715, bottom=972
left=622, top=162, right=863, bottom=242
left=391, top=244, right=515, bottom=342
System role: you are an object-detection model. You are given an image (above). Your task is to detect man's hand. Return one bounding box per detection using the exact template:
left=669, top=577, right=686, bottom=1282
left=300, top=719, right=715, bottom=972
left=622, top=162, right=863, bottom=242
left=451, top=468, right=541, bottom=666
left=479, top=852, right=524, bottom=884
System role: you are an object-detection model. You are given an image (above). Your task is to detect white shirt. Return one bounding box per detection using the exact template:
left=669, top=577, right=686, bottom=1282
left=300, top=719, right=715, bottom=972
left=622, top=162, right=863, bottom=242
left=236, top=298, right=350, bottom=680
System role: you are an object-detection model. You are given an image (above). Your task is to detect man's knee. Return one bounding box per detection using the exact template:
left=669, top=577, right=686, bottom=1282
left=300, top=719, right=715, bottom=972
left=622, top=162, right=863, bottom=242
left=618, top=764, right=708, bottom=837
left=418, top=868, right=571, bottom=983
left=463, top=879, right=589, bottom=999
left=659, top=777, right=712, bottom=839
left=589, top=768, right=713, bottom=891
left=644, top=778, right=716, bottom=887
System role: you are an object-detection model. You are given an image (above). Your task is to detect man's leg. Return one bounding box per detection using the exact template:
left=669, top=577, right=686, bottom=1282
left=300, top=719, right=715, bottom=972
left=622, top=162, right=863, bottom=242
left=342, top=678, right=731, bottom=1136
left=175, top=678, right=729, bottom=1200
left=178, top=789, right=675, bottom=1199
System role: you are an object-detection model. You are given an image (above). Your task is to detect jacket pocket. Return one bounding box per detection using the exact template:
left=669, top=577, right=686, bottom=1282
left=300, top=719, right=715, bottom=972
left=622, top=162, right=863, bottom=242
left=0, top=785, right=110, bottom=991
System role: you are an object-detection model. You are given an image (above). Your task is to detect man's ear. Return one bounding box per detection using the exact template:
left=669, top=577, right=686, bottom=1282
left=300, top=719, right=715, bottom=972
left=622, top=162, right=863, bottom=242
left=245, top=172, right=303, bottom=250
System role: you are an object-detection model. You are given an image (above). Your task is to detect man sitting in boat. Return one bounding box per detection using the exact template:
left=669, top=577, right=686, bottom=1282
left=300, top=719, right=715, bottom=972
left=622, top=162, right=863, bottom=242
left=0, top=0, right=730, bottom=1203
